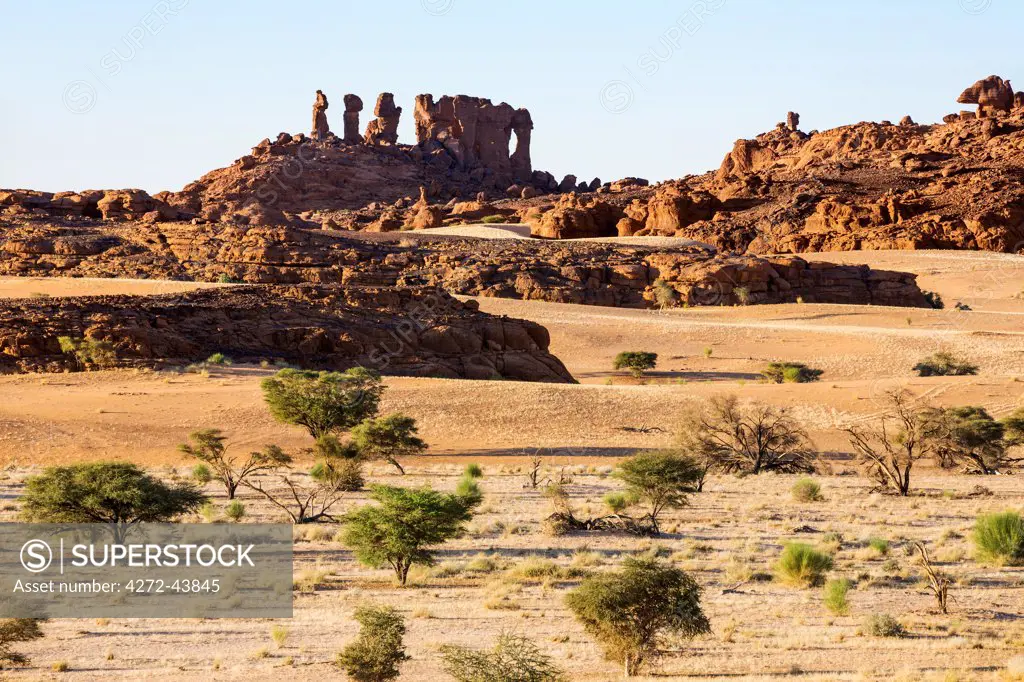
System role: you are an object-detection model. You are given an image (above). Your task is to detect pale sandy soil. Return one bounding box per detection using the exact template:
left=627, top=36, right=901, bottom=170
left=0, top=251, right=1022, bottom=680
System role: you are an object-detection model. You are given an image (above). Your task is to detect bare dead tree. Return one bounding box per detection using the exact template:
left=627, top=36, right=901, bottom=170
left=845, top=390, right=932, bottom=496
left=246, top=473, right=346, bottom=524
left=681, top=395, right=817, bottom=475
left=914, top=541, right=951, bottom=614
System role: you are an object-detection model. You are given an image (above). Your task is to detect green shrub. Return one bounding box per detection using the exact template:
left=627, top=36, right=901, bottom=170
left=481, top=215, right=506, bottom=224
left=225, top=500, right=246, bottom=522
left=762, top=362, right=823, bottom=384
left=440, top=633, right=565, bottom=682
left=565, top=558, right=710, bottom=677
left=463, top=463, right=483, bottom=479
left=864, top=613, right=905, bottom=637
left=603, top=491, right=637, bottom=514
left=775, top=542, right=833, bottom=587
left=0, top=619, right=45, bottom=666
left=613, top=450, right=703, bottom=534
left=823, top=578, right=851, bottom=615
left=191, top=463, right=212, bottom=484
left=973, top=512, right=1024, bottom=566
left=922, top=290, right=945, bottom=309
left=57, top=336, right=117, bottom=370
left=791, top=478, right=823, bottom=502
left=651, top=280, right=679, bottom=310
left=612, top=352, right=658, bottom=379
left=913, top=351, right=978, bottom=378
left=336, top=605, right=408, bottom=681
left=868, top=537, right=890, bottom=557
left=205, top=352, right=231, bottom=365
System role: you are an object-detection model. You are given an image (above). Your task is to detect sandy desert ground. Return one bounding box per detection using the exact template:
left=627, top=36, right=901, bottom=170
left=0, top=249, right=1021, bottom=680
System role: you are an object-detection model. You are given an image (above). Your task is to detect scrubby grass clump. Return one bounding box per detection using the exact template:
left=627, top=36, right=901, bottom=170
left=913, top=351, right=978, bottom=377
left=481, top=215, right=506, bottom=224
left=775, top=542, right=833, bottom=587
left=762, top=362, right=823, bottom=384
left=973, top=512, right=1024, bottom=566
left=864, top=613, right=905, bottom=638
left=791, top=478, right=823, bottom=502
left=823, top=578, right=852, bottom=615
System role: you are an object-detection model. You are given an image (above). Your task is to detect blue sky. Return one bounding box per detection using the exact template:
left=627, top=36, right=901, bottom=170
left=1, top=0, right=1020, bottom=193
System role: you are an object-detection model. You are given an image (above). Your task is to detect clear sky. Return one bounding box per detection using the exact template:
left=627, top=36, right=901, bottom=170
left=1, top=0, right=1021, bottom=193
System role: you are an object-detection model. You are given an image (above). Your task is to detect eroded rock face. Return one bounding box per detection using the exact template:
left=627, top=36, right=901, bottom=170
left=403, top=186, right=445, bottom=230
left=616, top=184, right=719, bottom=237
left=413, top=94, right=533, bottom=186
left=0, top=284, right=575, bottom=382
left=958, top=75, right=1014, bottom=118
left=312, top=90, right=330, bottom=141
left=364, top=93, right=402, bottom=146
left=343, top=94, right=363, bottom=144
left=529, top=193, right=623, bottom=239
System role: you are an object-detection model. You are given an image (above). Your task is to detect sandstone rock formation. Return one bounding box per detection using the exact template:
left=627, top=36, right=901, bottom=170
left=0, top=221, right=927, bottom=308
left=530, top=194, right=623, bottom=239
left=403, top=186, right=445, bottom=230
left=311, top=90, right=330, bottom=141
left=364, top=93, right=402, bottom=146
left=958, top=75, right=1014, bottom=118
left=413, top=94, right=534, bottom=186
left=343, top=94, right=363, bottom=144
left=0, top=284, right=575, bottom=382
left=787, top=112, right=800, bottom=131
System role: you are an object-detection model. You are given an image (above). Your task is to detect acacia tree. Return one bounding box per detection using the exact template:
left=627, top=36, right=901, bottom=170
left=922, top=406, right=1016, bottom=474
left=0, top=619, right=45, bottom=667
left=20, top=463, right=206, bottom=541
left=565, top=558, right=710, bottom=677
left=246, top=471, right=347, bottom=524
left=336, top=604, right=408, bottom=681
left=261, top=367, right=384, bottom=440
left=683, top=395, right=816, bottom=475
left=613, top=450, right=703, bottom=535
left=845, top=390, right=932, bottom=496
left=342, top=485, right=480, bottom=585
left=179, top=429, right=291, bottom=499
left=613, top=352, right=658, bottom=379
left=350, top=414, right=427, bottom=475
left=440, top=633, right=566, bottom=682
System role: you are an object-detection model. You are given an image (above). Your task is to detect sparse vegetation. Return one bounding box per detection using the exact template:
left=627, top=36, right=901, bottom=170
left=864, top=613, right=905, bottom=637
left=762, top=362, right=823, bottom=384
left=342, top=485, right=481, bottom=585
left=0, top=619, right=44, bottom=667
left=823, top=578, right=852, bottom=615
left=845, top=390, right=932, bottom=496
left=973, top=512, right=1024, bottom=566
left=613, top=450, right=703, bottom=534
left=247, top=471, right=348, bottom=524
left=923, top=405, right=1018, bottom=474
left=481, top=214, right=506, bottom=224
left=680, top=395, right=817, bottom=475
left=913, top=351, right=978, bottom=377
left=350, top=414, right=427, bottom=475
left=651, top=279, right=679, bottom=310
left=612, top=351, right=658, bottom=379
left=336, top=604, right=408, bottom=681
left=440, top=633, right=566, bottom=682
left=922, top=290, right=945, bottom=309
left=20, top=463, right=206, bottom=540
left=57, top=336, right=117, bottom=370
left=775, top=542, right=833, bottom=587
left=261, top=367, right=385, bottom=440
left=565, top=558, right=710, bottom=677
left=179, top=429, right=291, bottom=499
left=224, top=500, right=246, bottom=522
left=791, top=478, right=824, bottom=502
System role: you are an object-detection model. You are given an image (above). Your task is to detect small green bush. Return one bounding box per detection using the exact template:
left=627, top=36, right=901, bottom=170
left=191, top=463, right=212, bottom=484
left=651, top=279, right=679, bottom=310
left=481, top=215, right=506, bottom=224
left=864, top=613, right=905, bottom=637
left=336, top=604, right=408, bottom=681
left=922, top=290, right=945, bottom=310
left=613, top=352, right=658, bottom=379
left=775, top=542, right=833, bottom=587
left=791, top=478, right=823, bottom=502
left=867, top=537, right=890, bottom=557
left=225, top=500, right=245, bottom=522
left=463, top=463, right=483, bottom=479
left=973, top=512, right=1024, bottom=566
left=205, top=353, right=231, bottom=365
left=913, top=351, right=978, bottom=377
left=603, top=491, right=637, bottom=514
left=762, top=362, right=823, bottom=384
left=823, top=578, right=851, bottom=615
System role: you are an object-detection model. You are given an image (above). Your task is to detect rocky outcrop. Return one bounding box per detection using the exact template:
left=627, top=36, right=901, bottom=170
left=311, top=90, right=330, bottom=141
left=530, top=194, right=623, bottom=239
left=0, top=222, right=928, bottom=309
left=403, top=186, right=445, bottom=230
left=958, top=75, right=1014, bottom=118
left=364, top=93, right=402, bottom=146
left=343, top=94, right=363, bottom=144
left=0, top=284, right=575, bottom=382
left=1, top=189, right=179, bottom=223
left=616, top=184, right=719, bottom=237
left=413, top=94, right=534, bottom=186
